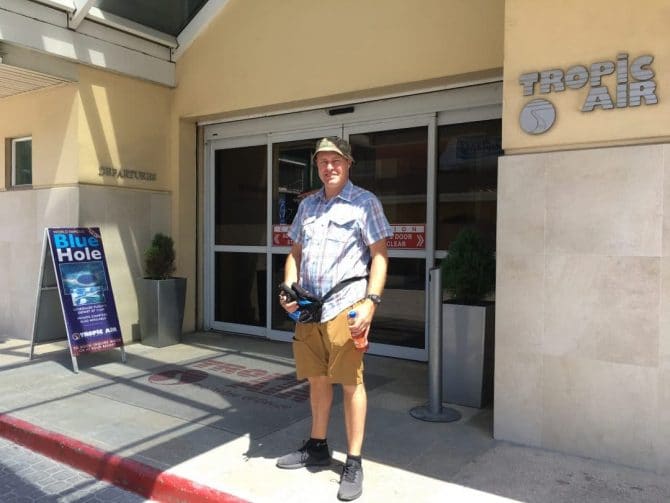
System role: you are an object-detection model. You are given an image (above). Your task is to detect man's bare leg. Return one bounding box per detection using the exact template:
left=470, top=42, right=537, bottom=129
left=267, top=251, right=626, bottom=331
left=342, top=383, right=367, bottom=455
left=310, top=376, right=333, bottom=438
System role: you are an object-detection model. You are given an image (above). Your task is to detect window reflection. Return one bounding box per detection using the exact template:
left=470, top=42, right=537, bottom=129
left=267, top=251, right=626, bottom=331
left=12, top=138, right=32, bottom=186
left=215, top=252, right=266, bottom=326
left=436, top=119, right=501, bottom=250
left=272, top=139, right=322, bottom=227
left=371, top=258, right=425, bottom=349
left=271, top=139, right=324, bottom=247
left=271, top=254, right=294, bottom=331
left=349, top=127, right=427, bottom=225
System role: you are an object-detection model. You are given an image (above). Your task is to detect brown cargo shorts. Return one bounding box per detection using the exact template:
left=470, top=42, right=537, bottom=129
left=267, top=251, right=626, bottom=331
left=292, top=304, right=364, bottom=385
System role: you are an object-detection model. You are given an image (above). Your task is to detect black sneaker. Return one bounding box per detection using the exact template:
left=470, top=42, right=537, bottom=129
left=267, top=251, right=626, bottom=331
left=276, top=440, right=332, bottom=469
left=337, top=458, right=363, bottom=501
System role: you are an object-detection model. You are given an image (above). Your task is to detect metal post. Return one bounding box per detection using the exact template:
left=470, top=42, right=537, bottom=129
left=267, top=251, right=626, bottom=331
left=410, top=267, right=461, bottom=422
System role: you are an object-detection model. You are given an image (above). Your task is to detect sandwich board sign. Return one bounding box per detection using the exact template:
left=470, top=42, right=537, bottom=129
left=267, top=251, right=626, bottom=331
left=29, top=227, right=125, bottom=372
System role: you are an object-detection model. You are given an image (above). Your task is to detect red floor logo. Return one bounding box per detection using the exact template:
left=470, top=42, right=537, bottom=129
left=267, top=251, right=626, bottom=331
left=148, top=368, right=209, bottom=385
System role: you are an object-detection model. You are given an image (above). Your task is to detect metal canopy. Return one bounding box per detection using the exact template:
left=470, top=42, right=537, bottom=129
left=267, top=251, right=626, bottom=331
left=0, top=0, right=228, bottom=91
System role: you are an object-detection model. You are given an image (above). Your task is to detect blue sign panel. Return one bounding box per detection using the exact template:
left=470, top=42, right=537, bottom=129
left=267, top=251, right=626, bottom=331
left=47, top=227, right=123, bottom=356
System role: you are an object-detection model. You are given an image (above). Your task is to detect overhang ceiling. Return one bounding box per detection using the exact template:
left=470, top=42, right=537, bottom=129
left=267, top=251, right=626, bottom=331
left=0, top=41, right=79, bottom=98
left=0, top=60, right=71, bottom=98
left=0, top=0, right=228, bottom=95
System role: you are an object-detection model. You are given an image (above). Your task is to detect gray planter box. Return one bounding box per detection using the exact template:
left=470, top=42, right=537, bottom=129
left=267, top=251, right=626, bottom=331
left=442, top=302, right=495, bottom=408
left=138, top=277, right=186, bottom=347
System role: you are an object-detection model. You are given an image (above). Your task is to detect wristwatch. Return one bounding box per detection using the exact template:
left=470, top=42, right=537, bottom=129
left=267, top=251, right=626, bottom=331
left=366, top=294, right=382, bottom=305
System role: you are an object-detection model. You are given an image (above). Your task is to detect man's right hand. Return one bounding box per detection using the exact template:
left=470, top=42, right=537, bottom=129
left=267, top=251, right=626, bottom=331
left=279, top=295, right=299, bottom=314
left=278, top=283, right=299, bottom=313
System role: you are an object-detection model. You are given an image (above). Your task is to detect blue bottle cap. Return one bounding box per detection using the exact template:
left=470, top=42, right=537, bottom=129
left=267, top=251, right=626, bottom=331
left=348, top=310, right=357, bottom=318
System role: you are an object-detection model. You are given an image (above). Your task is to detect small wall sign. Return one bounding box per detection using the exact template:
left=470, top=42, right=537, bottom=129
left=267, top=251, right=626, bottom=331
left=519, top=53, right=658, bottom=134
left=99, top=166, right=157, bottom=181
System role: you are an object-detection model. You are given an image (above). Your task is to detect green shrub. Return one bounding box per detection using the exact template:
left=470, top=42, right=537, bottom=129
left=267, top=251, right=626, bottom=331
left=441, top=228, right=495, bottom=304
left=144, top=233, right=176, bottom=280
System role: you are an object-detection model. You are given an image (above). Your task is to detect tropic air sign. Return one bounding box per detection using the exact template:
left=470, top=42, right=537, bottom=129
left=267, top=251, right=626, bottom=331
left=519, top=52, right=658, bottom=134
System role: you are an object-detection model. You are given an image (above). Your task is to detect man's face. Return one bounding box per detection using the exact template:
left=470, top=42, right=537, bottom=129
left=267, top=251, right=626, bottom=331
left=315, top=151, right=351, bottom=194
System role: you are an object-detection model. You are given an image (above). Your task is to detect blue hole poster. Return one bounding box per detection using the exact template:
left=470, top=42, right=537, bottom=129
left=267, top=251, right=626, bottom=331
left=47, top=227, right=123, bottom=356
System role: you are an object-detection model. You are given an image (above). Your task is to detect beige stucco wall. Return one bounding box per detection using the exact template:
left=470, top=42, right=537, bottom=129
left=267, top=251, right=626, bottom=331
left=171, top=118, right=197, bottom=332
left=0, top=84, right=79, bottom=188
left=174, top=0, right=504, bottom=119
left=503, top=0, right=670, bottom=152
left=77, top=66, right=173, bottom=191
left=75, top=67, right=193, bottom=338
left=74, top=67, right=195, bottom=334
left=0, top=67, right=172, bottom=192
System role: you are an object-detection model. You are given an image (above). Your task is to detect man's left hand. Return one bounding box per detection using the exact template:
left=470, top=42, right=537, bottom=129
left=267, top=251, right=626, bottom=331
left=348, top=299, right=376, bottom=339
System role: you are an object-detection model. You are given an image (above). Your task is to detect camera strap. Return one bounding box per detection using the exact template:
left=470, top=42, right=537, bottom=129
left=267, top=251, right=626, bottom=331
left=285, top=275, right=368, bottom=323
left=320, top=275, right=368, bottom=303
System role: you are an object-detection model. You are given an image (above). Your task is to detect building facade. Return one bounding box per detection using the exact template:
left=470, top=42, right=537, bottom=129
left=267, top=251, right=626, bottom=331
left=0, top=0, right=668, bottom=474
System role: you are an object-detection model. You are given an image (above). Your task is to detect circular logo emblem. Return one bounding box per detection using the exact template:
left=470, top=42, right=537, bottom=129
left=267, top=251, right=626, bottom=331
left=148, top=368, right=208, bottom=385
left=519, top=99, right=556, bottom=134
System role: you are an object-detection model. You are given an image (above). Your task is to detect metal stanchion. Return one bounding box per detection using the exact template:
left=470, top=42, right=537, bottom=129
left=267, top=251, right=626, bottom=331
left=410, top=267, right=461, bottom=422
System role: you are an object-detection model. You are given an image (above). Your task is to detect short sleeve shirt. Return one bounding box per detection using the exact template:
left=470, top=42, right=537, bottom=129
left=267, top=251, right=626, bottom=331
left=288, top=181, right=393, bottom=322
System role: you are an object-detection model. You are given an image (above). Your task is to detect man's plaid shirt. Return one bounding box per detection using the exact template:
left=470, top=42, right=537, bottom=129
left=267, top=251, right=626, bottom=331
left=288, top=181, right=393, bottom=322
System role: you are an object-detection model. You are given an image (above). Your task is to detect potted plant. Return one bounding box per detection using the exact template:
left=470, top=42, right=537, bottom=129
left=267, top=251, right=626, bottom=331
left=138, top=233, right=186, bottom=347
left=440, top=227, right=495, bottom=408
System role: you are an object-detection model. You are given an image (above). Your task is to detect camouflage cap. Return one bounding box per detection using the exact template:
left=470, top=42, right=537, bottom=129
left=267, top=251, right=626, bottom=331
left=313, top=137, right=354, bottom=162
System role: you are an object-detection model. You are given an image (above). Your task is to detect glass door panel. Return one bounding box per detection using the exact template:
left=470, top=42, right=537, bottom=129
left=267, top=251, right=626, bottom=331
left=271, top=254, right=293, bottom=332
left=215, top=146, right=267, bottom=246
left=209, top=141, right=268, bottom=333
left=347, top=123, right=430, bottom=357
left=215, top=252, right=267, bottom=327
left=272, top=138, right=323, bottom=231
left=349, top=127, right=428, bottom=225
left=370, top=258, right=426, bottom=349
left=436, top=119, right=501, bottom=251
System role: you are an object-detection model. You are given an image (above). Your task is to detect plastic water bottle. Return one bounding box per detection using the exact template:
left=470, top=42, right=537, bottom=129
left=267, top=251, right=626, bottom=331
left=348, top=310, right=368, bottom=352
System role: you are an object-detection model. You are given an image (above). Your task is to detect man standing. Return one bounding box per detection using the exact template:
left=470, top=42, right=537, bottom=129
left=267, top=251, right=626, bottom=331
left=277, top=137, right=392, bottom=501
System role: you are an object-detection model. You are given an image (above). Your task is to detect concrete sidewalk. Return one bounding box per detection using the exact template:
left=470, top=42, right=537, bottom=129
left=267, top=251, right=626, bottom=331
left=0, top=332, right=669, bottom=502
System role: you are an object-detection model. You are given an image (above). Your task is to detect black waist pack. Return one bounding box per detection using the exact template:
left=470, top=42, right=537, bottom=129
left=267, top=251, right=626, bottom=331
left=279, top=276, right=367, bottom=324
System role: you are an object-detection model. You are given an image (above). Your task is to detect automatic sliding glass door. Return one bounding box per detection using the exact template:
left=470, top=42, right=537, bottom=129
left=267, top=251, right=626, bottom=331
left=203, top=85, right=503, bottom=362
left=206, top=120, right=434, bottom=360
